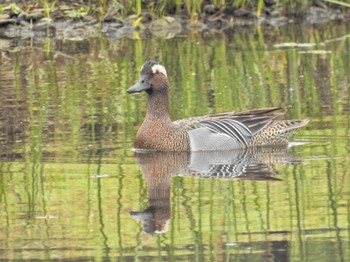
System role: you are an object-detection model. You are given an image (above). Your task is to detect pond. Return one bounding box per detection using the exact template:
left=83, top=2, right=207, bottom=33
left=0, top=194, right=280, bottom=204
left=0, top=21, right=349, bottom=261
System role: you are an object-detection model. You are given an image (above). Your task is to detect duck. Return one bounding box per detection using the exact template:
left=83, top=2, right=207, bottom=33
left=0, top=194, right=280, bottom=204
left=127, top=60, right=308, bottom=151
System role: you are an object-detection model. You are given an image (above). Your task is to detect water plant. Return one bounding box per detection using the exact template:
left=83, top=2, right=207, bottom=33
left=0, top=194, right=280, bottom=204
left=43, top=0, right=55, bottom=19
left=323, top=0, right=350, bottom=8
left=64, top=7, right=90, bottom=18
left=0, top=3, right=22, bottom=15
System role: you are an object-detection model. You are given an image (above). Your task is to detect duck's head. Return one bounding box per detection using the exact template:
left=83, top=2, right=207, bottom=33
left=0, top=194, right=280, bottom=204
left=127, top=61, right=168, bottom=95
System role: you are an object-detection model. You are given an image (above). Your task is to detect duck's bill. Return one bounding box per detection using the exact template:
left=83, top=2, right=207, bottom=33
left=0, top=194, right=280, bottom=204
left=127, top=79, right=150, bottom=94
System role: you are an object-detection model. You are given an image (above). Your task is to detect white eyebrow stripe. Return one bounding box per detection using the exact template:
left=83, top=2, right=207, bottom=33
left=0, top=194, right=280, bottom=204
left=151, top=64, right=167, bottom=77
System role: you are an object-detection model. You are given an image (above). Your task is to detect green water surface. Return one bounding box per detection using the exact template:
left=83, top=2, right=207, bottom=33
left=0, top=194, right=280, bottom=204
left=0, top=22, right=349, bottom=261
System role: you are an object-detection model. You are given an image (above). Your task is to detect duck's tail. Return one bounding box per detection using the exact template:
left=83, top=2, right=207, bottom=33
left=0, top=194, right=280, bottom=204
left=250, top=119, right=309, bottom=146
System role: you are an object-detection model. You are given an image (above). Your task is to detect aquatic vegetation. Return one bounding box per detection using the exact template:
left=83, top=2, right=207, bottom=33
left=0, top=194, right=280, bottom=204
left=43, top=0, right=55, bottom=19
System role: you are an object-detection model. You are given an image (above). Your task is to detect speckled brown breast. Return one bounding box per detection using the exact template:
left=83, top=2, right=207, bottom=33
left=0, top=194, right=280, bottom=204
left=135, top=120, right=190, bottom=151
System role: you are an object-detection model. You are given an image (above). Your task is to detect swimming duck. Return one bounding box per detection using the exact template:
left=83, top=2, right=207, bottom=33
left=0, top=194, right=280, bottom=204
left=127, top=60, right=308, bottom=151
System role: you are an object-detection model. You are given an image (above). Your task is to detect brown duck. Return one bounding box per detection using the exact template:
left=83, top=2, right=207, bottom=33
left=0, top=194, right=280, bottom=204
left=127, top=61, right=308, bottom=151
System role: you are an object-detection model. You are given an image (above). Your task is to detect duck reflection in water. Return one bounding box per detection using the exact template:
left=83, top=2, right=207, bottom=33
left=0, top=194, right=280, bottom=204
left=129, top=146, right=300, bottom=235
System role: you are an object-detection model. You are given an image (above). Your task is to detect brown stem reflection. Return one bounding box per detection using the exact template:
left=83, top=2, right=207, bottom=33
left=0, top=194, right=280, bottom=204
left=130, top=146, right=301, bottom=235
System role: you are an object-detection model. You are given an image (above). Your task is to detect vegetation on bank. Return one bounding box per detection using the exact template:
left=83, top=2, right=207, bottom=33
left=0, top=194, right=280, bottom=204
left=0, top=0, right=350, bottom=21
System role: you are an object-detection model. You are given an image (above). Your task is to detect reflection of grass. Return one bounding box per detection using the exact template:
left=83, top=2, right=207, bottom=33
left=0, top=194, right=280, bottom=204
left=3, top=23, right=347, bottom=154
left=1, top=17, right=350, bottom=261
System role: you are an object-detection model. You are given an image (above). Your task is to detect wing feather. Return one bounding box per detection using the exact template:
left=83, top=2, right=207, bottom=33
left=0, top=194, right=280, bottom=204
left=201, top=120, right=248, bottom=146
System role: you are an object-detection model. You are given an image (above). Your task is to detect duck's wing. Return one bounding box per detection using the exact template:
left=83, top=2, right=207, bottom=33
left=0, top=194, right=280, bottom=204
left=173, top=107, right=282, bottom=129
left=174, top=107, right=281, bottom=133
left=173, top=107, right=284, bottom=151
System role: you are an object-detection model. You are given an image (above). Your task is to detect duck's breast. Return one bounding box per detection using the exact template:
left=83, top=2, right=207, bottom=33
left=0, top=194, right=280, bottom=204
left=135, top=120, right=189, bottom=151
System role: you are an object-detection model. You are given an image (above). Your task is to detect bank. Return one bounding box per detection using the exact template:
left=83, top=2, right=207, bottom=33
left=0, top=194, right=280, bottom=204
left=0, top=1, right=349, bottom=40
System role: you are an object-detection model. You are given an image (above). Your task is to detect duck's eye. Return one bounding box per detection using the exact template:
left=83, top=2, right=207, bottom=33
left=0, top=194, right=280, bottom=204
left=141, top=80, right=145, bottom=83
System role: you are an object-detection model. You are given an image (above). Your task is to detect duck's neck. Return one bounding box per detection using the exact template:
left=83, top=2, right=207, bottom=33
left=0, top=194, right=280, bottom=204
left=145, top=86, right=171, bottom=123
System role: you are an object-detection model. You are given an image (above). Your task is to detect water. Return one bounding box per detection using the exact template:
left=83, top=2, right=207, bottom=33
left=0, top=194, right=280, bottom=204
left=0, top=21, right=349, bottom=261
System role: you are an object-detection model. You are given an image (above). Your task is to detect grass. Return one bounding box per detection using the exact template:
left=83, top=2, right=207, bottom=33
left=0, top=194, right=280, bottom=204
left=324, top=0, right=350, bottom=7
left=1, top=0, right=349, bottom=21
